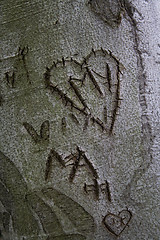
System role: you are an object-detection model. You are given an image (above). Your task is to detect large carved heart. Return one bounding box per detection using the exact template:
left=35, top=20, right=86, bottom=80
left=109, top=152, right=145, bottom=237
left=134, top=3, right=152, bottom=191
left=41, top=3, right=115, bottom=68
left=102, top=210, right=132, bottom=236
left=45, top=48, right=123, bottom=134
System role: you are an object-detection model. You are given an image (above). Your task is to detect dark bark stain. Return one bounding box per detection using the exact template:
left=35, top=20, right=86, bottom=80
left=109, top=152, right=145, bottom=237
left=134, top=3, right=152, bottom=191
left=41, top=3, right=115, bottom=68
left=88, top=0, right=123, bottom=28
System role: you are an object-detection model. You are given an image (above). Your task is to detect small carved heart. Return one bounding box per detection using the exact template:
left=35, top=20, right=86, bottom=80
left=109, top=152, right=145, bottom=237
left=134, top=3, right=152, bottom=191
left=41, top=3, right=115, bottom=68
left=103, top=210, right=132, bottom=236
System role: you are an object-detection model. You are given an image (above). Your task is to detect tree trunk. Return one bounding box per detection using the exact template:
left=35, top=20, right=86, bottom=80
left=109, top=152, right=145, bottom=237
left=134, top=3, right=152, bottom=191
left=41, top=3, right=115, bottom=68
left=0, top=0, right=159, bottom=239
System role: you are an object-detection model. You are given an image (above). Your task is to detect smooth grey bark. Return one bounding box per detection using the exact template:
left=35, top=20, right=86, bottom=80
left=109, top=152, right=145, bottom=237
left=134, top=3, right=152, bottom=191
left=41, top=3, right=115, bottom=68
left=0, top=0, right=160, bottom=239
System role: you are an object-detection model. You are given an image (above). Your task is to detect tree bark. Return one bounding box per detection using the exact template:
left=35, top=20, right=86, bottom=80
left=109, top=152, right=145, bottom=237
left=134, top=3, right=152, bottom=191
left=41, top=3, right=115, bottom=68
left=0, top=0, right=160, bottom=239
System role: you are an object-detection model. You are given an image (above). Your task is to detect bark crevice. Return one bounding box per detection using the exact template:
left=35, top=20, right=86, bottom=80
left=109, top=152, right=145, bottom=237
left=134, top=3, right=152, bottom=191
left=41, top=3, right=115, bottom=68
left=120, top=0, right=153, bottom=202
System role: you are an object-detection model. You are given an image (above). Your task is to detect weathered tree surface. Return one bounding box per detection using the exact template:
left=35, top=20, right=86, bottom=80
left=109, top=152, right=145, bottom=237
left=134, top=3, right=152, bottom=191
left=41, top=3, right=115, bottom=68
left=0, top=0, right=160, bottom=239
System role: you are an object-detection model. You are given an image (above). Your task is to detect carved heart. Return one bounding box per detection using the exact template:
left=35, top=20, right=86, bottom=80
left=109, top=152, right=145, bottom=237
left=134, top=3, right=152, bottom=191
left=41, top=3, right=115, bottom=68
left=45, top=48, right=124, bottom=135
left=103, top=210, right=132, bottom=236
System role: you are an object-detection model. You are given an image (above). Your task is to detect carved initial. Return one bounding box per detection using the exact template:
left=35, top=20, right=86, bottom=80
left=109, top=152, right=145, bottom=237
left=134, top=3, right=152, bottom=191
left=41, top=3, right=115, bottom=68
left=23, top=120, right=49, bottom=143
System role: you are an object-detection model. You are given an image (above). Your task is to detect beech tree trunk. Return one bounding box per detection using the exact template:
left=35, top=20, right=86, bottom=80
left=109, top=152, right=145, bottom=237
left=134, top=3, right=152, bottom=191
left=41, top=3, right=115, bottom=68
left=0, top=0, right=160, bottom=239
